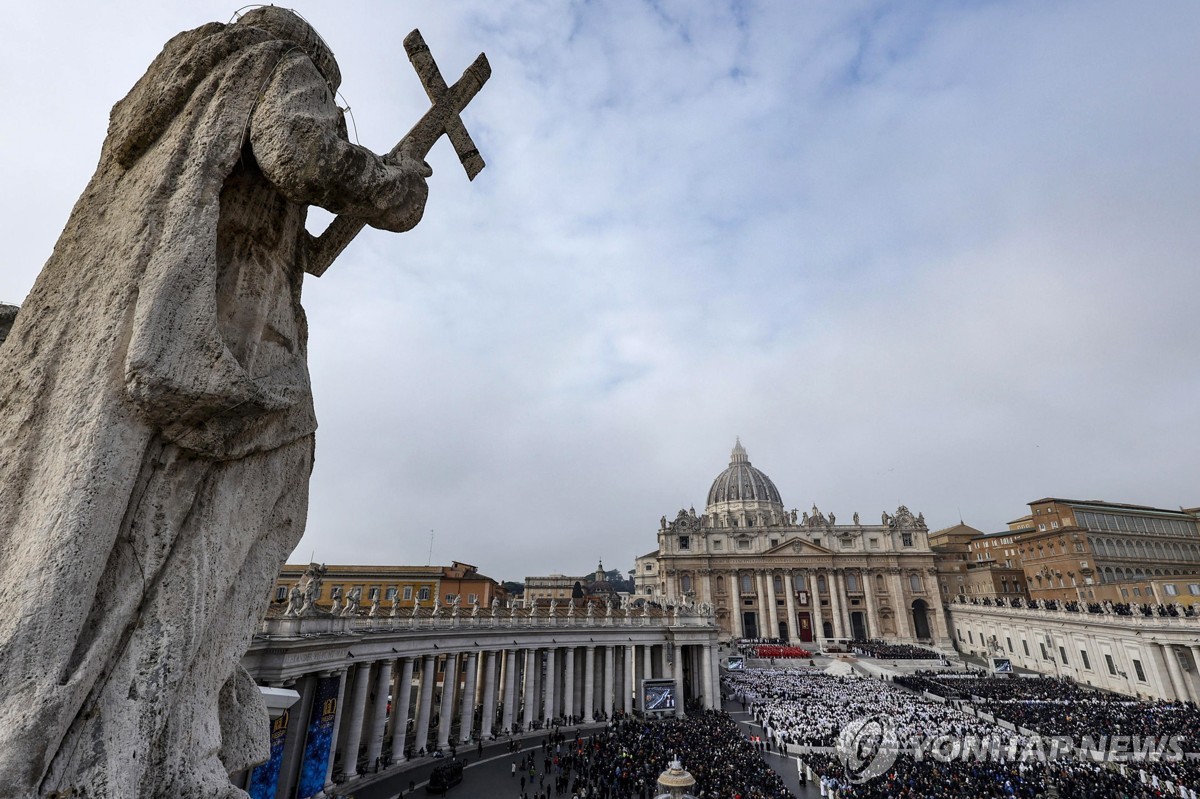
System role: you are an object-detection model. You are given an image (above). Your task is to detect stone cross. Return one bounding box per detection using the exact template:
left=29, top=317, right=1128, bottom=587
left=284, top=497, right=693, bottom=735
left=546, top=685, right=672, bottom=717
left=306, top=30, right=491, bottom=277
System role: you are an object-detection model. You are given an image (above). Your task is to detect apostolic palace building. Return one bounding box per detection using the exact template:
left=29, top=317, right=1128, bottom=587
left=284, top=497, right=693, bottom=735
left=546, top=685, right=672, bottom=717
left=635, top=440, right=952, bottom=649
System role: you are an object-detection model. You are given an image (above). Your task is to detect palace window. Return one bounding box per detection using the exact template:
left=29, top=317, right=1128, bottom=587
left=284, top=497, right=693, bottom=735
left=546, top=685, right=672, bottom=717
left=712, top=539, right=723, bottom=551
left=679, top=536, right=690, bottom=550
left=817, top=575, right=827, bottom=593
left=275, top=586, right=287, bottom=601
left=1133, top=659, right=1146, bottom=682
left=740, top=575, right=753, bottom=593
left=901, top=533, right=913, bottom=547
left=681, top=575, right=693, bottom=593
left=369, top=587, right=380, bottom=600
left=773, top=575, right=783, bottom=594
left=418, top=587, right=429, bottom=600
left=737, top=539, right=750, bottom=550
left=403, top=586, right=413, bottom=600
left=386, top=587, right=398, bottom=600
left=845, top=573, right=858, bottom=592
left=909, top=574, right=921, bottom=592
left=1080, top=650, right=1091, bottom=670
left=1105, top=654, right=1116, bottom=675
left=794, top=573, right=806, bottom=591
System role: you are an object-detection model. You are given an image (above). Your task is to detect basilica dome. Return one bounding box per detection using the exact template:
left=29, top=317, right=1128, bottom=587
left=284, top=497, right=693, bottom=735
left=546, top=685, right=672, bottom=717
left=705, top=439, right=785, bottom=520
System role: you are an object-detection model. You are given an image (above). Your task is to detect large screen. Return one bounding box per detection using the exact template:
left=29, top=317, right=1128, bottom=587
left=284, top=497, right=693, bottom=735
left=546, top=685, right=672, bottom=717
left=641, top=679, right=676, bottom=713
left=727, top=656, right=745, bottom=671
left=991, top=657, right=1014, bottom=674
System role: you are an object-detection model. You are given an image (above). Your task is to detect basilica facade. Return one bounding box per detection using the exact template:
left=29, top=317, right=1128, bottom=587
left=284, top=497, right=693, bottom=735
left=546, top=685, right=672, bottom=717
left=635, top=440, right=951, bottom=649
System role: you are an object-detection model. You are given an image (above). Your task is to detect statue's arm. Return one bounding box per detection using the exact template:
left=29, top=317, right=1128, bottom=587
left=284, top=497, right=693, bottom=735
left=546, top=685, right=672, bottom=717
left=250, top=52, right=429, bottom=232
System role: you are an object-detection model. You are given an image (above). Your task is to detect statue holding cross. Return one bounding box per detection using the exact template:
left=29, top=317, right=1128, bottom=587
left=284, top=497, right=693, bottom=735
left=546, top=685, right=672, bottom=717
left=0, top=8, right=489, bottom=799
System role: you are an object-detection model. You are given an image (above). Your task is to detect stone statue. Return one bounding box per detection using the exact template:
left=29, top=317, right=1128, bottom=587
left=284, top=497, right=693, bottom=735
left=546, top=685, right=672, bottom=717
left=330, top=594, right=343, bottom=616
left=433, top=597, right=442, bottom=617
left=490, top=597, right=500, bottom=617
left=390, top=597, right=402, bottom=618
left=586, top=602, right=595, bottom=618
left=567, top=600, right=576, bottom=618
left=828, top=512, right=836, bottom=525
left=283, top=583, right=303, bottom=617
left=471, top=598, right=480, bottom=616
left=368, top=595, right=381, bottom=618
left=853, top=512, right=860, bottom=525
left=0, top=9, right=491, bottom=798
left=549, top=598, right=558, bottom=616
left=342, top=587, right=363, bottom=617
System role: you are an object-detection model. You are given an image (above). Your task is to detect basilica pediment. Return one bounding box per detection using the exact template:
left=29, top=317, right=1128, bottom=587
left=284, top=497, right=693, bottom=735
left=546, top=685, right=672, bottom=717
left=766, top=537, right=833, bottom=555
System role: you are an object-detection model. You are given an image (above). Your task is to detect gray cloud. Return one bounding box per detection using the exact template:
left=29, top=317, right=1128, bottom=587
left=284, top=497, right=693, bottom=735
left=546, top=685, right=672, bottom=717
left=3, top=2, right=1198, bottom=584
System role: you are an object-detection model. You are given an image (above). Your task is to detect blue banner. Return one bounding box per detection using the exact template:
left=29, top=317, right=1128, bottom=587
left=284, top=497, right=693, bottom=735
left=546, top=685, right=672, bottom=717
left=297, top=675, right=342, bottom=799
left=247, top=709, right=290, bottom=799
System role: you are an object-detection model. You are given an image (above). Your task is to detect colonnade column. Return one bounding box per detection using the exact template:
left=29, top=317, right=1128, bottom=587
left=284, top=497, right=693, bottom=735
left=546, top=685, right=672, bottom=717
left=643, top=643, right=653, bottom=680
left=277, top=674, right=315, bottom=799
left=413, top=655, right=436, bottom=753
left=766, top=570, right=780, bottom=639
left=1159, top=643, right=1191, bottom=702
left=562, top=647, right=576, bottom=721
left=624, top=646, right=635, bottom=713
left=459, top=652, right=478, bottom=742
left=480, top=651, right=497, bottom=739
left=673, top=644, right=686, bottom=719
left=339, top=663, right=372, bottom=778
left=501, top=650, right=517, bottom=733
left=583, top=646, right=596, bottom=722
left=889, top=569, right=912, bottom=639
left=521, top=649, right=536, bottom=729
left=321, top=668, right=349, bottom=796
left=436, top=653, right=458, bottom=750
left=365, top=659, right=393, bottom=766
left=603, top=646, right=615, bottom=718
left=390, top=657, right=415, bottom=761
left=543, top=648, right=557, bottom=722
left=702, top=644, right=715, bottom=710
left=783, top=570, right=798, bottom=643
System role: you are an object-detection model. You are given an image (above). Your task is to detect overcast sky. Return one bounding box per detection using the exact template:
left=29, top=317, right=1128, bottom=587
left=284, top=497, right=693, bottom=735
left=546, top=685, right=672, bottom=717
left=3, top=2, right=1199, bottom=584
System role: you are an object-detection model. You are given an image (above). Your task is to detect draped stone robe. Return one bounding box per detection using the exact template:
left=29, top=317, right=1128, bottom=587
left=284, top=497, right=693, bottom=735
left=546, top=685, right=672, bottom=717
left=0, top=15, right=427, bottom=798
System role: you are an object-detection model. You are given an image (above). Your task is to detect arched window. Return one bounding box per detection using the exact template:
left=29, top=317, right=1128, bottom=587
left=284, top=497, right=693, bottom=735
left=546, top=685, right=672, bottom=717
left=909, top=573, right=921, bottom=592
left=681, top=574, right=692, bottom=593
left=773, top=575, right=783, bottom=594
left=715, top=575, right=725, bottom=594
left=845, top=573, right=859, bottom=592
left=794, top=573, right=807, bottom=592
left=876, top=573, right=885, bottom=591
left=817, top=575, right=827, bottom=593
left=740, top=574, right=752, bottom=594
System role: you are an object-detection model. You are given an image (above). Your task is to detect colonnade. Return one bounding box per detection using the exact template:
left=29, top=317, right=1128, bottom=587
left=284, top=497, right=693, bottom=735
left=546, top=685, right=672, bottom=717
left=243, top=620, right=720, bottom=799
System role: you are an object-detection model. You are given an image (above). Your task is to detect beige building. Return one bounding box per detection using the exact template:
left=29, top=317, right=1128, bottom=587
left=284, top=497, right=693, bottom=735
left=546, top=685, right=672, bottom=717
left=271, top=561, right=504, bottom=613
left=638, top=440, right=951, bottom=649
left=1014, top=498, right=1200, bottom=603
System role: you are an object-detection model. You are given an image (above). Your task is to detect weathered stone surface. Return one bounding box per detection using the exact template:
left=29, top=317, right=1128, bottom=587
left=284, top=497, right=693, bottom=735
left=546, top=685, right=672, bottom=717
left=0, top=303, right=17, bottom=345
left=0, top=9, right=432, bottom=798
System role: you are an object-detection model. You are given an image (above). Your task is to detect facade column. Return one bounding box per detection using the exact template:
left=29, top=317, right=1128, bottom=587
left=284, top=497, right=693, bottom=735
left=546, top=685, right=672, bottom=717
left=521, top=649, right=536, bottom=729
left=436, top=653, right=458, bottom=750
left=643, top=642, right=653, bottom=680
left=501, top=650, right=517, bottom=733
left=562, top=647, right=576, bottom=721
left=672, top=644, right=686, bottom=719
left=480, top=651, right=498, bottom=739
left=543, top=647, right=557, bottom=722
left=365, top=659, right=393, bottom=767
left=783, top=570, right=798, bottom=643
left=583, top=645, right=596, bottom=722
left=390, top=657, right=415, bottom=761
left=731, top=572, right=744, bottom=639
left=603, top=645, right=615, bottom=718
left=861, top=570, right=876, bottom=639
left=339, top=663, right=373, bottom=779
left=413, top=655, right=436, bottom=754
left=754, top=571, right=768, bottom=638
left=624, top=646, right=635, bottom=713
left=828, top=570, right=846, bottom=640
left=459, top=652, right=478, bottom=742
left=766, top=569, right=780, bottom=639
left=321, top=668, right=349, bottom=796
left=889, top=569, right=912, bottom=639
left=921, top=569, right=950, bottom=643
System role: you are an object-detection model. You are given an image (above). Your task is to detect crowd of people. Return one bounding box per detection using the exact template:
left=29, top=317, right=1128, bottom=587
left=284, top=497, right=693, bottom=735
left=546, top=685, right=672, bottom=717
left=745, top=645, right=813, bottom=659
left=505, top=712, right=793, bottom=799
left=724, top=667, right=1200, bottom=796
left=848, top=640, right=943, bottom=660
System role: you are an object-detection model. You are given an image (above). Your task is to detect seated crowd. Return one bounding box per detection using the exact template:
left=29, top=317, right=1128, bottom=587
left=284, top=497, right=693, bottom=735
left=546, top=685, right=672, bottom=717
left=725, top=667, right=1200, bottom=795
left=849, top=639, right=944, bottom=660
